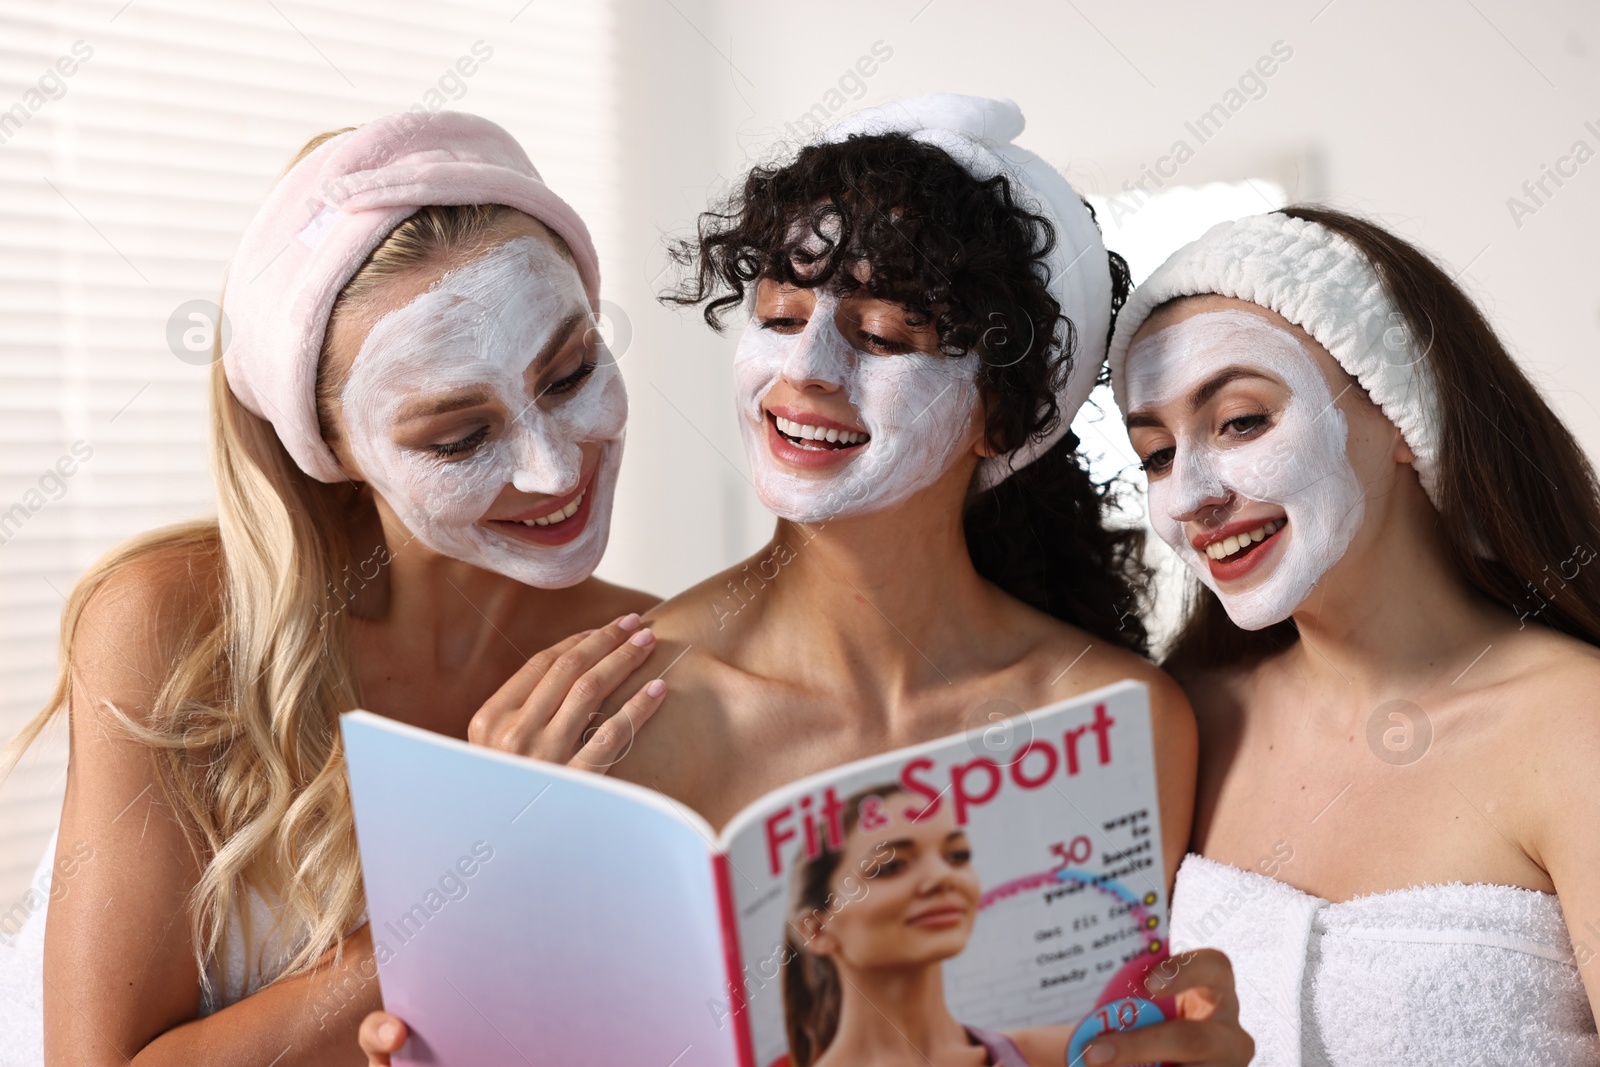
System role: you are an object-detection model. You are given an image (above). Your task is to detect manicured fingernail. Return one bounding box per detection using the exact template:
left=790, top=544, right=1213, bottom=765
left=1145, top=971, right=1169, bottom=992
left=630, top=627, right=655, bottom=647
left=618, top=613, right=642, bottom=633
left=1083, top=1041, right=1114, bottom=1065
left=377, top=1021, right=400, bottom=1045
left=646, top=679, right=666, bottom=698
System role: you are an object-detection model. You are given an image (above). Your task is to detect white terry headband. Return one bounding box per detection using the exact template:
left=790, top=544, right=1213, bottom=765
left=819, top=93, right=1112, bottom=491
left=222, top=110, right=601, bottom=483
left=1106, top=211, right=1445, bottom=507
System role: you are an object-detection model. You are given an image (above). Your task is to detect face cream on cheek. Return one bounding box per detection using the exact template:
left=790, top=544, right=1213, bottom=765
left=733, top=291, right=979, bottom=523
left=340, top=235, right=627, bottom=588
left=1126, top=309, right=1366, bottom=629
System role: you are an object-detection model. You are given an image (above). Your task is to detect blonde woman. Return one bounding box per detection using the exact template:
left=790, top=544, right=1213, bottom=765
left=0, top=111, right=665, bottom=1066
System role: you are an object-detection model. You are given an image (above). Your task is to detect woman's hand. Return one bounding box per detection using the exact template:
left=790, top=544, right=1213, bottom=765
left=1082, top=948, right=1254, bottom=1066
left=467, top=613, right=667, bottom=772
left=358, top=1010, right=408, bottom=1066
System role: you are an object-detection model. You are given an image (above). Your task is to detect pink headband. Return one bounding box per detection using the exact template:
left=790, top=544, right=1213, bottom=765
left=221, top=110, right=601, bottom=483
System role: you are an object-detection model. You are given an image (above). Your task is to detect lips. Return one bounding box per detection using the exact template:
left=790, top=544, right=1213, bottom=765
left=762, top=406, right=870, bottom=471
left=486, top=473, right=596, bottom=547
left=905, top=904, right=968, bottom=928
left=1194, top=516, right=1288, bottom=582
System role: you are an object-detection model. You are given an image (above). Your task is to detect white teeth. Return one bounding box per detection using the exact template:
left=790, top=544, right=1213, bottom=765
left=519, top=488, right=585, bottom=527
left=1204, top=519, right=1285, bottom=560
left=773, top=415, right=867, bottom=446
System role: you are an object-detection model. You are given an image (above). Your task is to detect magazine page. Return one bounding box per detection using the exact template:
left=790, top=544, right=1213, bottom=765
left=716, top=681, right=1168, bottom=1067
left=341, top=712, right=744, bottom=1067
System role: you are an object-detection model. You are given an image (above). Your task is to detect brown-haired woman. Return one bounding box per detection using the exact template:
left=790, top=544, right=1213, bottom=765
left=1109, top=206, right=1600, bottom=1065
left=782, top=784, right=1108, bottom=1067
left=0, top=112, right=667, bottom=1065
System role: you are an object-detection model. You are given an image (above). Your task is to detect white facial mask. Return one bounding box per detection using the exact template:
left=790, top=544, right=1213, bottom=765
left=342, top=235, right=626, bottom=588
left=1125, top=309, right=1365, bottom=629
left=733, top=290, right=980, bottom=523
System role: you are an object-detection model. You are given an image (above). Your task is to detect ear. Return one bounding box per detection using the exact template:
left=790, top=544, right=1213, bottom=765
left=808, top=926, right=841, bottom=959
left=797, top=912, right=840, bottom=958
left=970, top=394, right=998, bottom=459
left=1391, top=428, right=1416, bottom=465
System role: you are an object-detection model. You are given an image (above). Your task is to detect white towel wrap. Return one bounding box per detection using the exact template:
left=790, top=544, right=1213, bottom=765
left=1170, top=852, right=1600, bottom=1066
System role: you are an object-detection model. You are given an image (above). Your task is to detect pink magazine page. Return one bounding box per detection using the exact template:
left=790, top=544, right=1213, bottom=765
left=342, top=712, right=744, bottom=1067
left=712, top=681, right=1168, bottom=1067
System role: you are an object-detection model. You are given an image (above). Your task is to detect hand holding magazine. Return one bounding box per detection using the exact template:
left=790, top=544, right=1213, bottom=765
left=342, top=679, right=1171, bottom=1066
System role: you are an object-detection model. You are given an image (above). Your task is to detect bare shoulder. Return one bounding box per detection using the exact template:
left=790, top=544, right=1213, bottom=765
left=69, top=526, right=224, bottom=713
left=1492, top=626, right=1600, bottom=787
left=569, top=577, right=661, bottom=625
left=639, top=556, right=763, bottom=650
left=1010, top=606, right=1191, bottom=724
left=606, top=634, right=738, bottom=807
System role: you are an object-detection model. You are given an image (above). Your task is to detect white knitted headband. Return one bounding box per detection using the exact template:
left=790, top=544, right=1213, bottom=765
left=819, top=93, right=1112, bottom=491
left=1106, top=211, right=1444, bottom=506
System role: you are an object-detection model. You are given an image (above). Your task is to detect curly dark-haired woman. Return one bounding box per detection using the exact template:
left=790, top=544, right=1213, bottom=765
left=360, top=95, right=1252, bottom=1067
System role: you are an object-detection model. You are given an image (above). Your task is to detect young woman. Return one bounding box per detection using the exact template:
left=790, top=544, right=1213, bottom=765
left=1109, top=206, right=1600, bottom=1064
left=364, top=94, right=1252, bottom=1067
left=0, top=111, right=669, bottom=1066
left=782, top=783, right=1162, bottom=1067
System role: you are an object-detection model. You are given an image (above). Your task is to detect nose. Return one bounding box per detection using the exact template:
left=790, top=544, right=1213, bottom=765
left=778, top=296, right=854, bottom=391
left=1165, top=445, right=1234, bottom=527
left=509, top=420, right=582, bottom=497
left=915, top=856, right=960, bottom=895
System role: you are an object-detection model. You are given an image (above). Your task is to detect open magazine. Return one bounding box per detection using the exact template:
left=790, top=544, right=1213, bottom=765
left=341, top=679, right=1169, bottom=1066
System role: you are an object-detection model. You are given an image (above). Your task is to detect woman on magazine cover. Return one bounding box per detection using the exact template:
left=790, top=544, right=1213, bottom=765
left=363, top=94, right=1253, bottom=1067
left=0, top=111, right=672, bottom=1066
left=781, top=783, right=1158, bottom=1067
left=1110, top=206, right=1600, bottom=1064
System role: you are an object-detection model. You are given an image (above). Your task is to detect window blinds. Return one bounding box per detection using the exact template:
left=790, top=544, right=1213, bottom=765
left=0, top=0, right=617, bottom=903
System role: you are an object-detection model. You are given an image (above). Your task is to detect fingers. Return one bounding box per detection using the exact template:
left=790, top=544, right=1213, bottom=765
left=1082, top=1016, right=1254, bottom=1066
left=1082, top=950, right=1252, bottom=1066
left=357, top=1011, right=408, bottom=1066
left=541, top=621, right=662, bottom=759
left=1146, top=948, right=1241, bottom=1024
left=570, top=677, right=669, bottom=773
left=469, top=630, right=591, bottom=741
left=468, top=615, right=661, bottom=763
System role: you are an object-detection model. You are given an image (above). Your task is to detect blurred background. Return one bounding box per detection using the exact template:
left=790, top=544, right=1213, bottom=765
left=1, top=0, right=1595, bottom=903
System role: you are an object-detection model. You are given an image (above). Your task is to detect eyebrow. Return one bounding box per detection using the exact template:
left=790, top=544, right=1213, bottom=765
left=393, top=311, right=590, bottom=422
left=396, top=386, right=495, bottom=422
left=1126, top=366, right=1278, bottom=428
left=877, top=831, right=966, bottom=851
left=528, top=311, right=589, bottom=395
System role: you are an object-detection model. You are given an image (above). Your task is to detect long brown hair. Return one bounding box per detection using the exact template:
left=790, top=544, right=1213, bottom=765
left=782, top=783, right=905, bottom=1067
left=1166, top=205, right=1600, bottom=671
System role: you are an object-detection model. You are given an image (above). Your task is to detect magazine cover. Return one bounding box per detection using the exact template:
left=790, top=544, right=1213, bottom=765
left=342, top=679, right=1167, bottom=1066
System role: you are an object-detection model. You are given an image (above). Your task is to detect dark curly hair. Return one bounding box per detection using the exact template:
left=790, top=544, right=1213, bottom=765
left=663, top=132, right=1150, bottom=653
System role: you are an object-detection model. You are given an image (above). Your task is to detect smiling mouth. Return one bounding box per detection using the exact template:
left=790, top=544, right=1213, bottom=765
left=906, top=906, right=968, bottom=927
left=1202, top=517, right=1286, bottom=562
left=512, top=487, right=585, bottom=527
left=486, top=476, right=596, bottom=547
left=770, top=413, right=870, bottom=451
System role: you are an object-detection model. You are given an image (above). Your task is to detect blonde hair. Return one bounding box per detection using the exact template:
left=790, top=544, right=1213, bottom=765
left=4, top=129, right=520, bottom=1002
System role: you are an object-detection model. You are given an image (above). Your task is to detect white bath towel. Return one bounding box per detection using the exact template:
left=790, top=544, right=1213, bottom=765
left=1170, top=852, right=1599, bottom=1066
left=0, top=830, right=304, bottom=1066
left=0, top=838, right=53, bottom=1067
